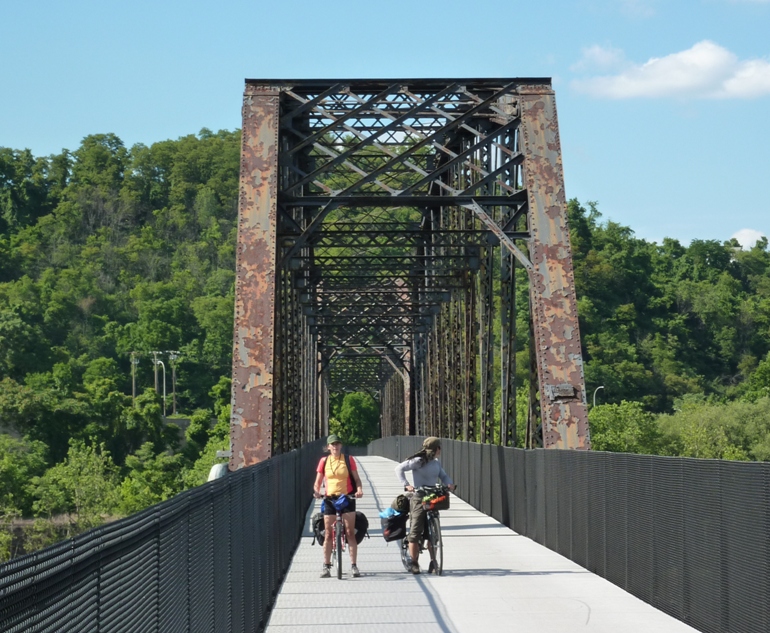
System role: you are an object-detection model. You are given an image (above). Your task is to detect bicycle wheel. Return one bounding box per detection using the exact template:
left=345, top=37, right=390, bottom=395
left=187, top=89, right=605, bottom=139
left=400, top=536, right=412, bottom=572
left=429, top=515, right=443, bottom=575
left=336, top=522, right=343, bottom=579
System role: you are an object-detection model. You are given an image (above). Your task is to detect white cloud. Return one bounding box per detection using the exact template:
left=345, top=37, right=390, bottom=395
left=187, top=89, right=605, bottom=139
left=571, top=45, right=627, bottom=72
left=572, top=41, right=770, bottom=99
left=619, top=0, right=656, bottom=18
left=732, top=228, right=767, bottom=249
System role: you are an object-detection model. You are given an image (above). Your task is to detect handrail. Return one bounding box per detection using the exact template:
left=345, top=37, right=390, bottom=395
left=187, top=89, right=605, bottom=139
left=0, top=439, right=324, bottom=633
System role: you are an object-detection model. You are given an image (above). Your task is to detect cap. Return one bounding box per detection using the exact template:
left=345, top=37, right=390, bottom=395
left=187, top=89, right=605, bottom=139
left=327, top=434, right=341, bottom=445
left=423, top=436, right=441, bottom=451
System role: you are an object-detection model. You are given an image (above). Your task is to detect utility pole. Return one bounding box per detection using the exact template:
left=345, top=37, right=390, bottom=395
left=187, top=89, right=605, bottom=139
left=168, top=351, right=180, bottom=416
left=130, top=352, right=140, bottom=405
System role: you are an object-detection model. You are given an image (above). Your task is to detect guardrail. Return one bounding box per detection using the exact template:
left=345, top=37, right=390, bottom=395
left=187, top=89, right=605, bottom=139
left=370, top=436, right=769, bottom=633
left=0, top=439, right=323, bottom=633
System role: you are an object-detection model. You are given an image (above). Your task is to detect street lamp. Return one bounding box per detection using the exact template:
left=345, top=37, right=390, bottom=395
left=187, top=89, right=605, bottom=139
left=167, top=351, right=180, bottom=416
left=151, top=351, right=162, bottom=393
left=593, top=385, right=605, bottom=408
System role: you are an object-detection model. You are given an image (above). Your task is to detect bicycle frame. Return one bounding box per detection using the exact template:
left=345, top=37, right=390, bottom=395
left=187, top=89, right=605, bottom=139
left=331, top=510, right=347, bottom=579
left=326, top=494, right=353, bottom=580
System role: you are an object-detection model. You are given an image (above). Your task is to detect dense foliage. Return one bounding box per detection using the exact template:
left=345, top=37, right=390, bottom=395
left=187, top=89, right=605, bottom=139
left=328, top=392, right=380, bottom=446
left=1, top=131, right=769, bottom=561
left=1, top=131, right=238, bottom=558
left=567, top=201, right=770, bottom=458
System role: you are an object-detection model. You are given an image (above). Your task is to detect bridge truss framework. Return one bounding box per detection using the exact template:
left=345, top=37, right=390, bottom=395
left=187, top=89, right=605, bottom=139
left=230, top=78, right=590, bottom=468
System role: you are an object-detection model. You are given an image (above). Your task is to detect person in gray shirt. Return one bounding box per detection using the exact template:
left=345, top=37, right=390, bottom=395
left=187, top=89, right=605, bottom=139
left=395, top=436, right=455, bottom=574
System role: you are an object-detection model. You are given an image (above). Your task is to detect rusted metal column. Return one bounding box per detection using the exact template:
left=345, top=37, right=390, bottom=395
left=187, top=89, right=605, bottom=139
left=500, top=248, right=516, bottom=447
left=519, top=85, right=590, bottom=450
left=451, top=295, right=463, bottom=440
left=464, top=269, right=477, bottom=442
left=428, top=326, right=439, bottom=437
left=230, top=85, right=280, bottom=469
left=479, top=244, right=495, bottom=444
left=419, top=337, right=428, bottom=435
left=437, top=305, right=448, bottom=439
left=273, top=273, right=285, bottom=453
left=403, top=351, right=412, bottom=435
left=321, top=373, right=329, bottom=437
left=315, top=345, right=320, bottom=438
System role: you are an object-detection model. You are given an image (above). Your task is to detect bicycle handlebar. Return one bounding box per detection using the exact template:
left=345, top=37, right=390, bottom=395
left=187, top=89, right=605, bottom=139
left=414, top=484, right=454, bottom=494
left=313, top=490, right=358, bottom=500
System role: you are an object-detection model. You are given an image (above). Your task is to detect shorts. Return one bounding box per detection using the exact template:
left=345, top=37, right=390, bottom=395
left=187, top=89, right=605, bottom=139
left=322, top=495, right=356, bottom=516
left=407, top=494, right=427, bottom=543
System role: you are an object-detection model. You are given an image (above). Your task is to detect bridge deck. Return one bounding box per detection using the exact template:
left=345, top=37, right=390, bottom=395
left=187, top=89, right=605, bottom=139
left=266, top=456, right=697, bottom=632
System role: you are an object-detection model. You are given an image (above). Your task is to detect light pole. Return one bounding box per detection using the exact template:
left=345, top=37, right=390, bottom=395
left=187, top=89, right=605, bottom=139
left=151, top=351, right=161, bottom=393
left=130, top=352, right=140, bottom=405
left=168, top=351, right=180, bottom=416
left=593, top=385, right=605, bottom=409
left=155, top=359, right=167, bottom=417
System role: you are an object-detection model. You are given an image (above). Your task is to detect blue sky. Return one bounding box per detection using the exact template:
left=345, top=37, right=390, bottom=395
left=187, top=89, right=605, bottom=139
left=1, top=0, right=768, bottom=246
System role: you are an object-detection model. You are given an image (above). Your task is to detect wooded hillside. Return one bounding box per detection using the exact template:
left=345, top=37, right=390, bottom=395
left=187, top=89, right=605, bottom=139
left=1, top=130, right=769, bottom=559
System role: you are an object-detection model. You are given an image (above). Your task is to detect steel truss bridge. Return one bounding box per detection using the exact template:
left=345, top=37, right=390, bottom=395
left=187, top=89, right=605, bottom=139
left=3, top=79, right=768, bottom=633
left=230, top=78, right=590, bottom=467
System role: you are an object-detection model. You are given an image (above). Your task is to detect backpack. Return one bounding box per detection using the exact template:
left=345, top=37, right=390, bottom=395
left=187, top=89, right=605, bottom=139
left=391, top=494, right=410, bottom=514
left=311, top=511, right=370, bottom=545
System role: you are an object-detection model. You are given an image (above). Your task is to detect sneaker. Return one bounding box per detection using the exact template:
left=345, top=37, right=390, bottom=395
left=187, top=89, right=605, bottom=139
left=320, top=564, right=331, bottom=578
left=351, top=564, right=360, bottom=578
left=410, top=561, right=420, bottom=575
left=428, top=560, right=437, bottom=574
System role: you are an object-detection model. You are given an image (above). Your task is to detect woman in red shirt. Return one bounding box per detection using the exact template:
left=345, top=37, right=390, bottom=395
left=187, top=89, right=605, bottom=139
left=313, top=434, right=364, bottom=577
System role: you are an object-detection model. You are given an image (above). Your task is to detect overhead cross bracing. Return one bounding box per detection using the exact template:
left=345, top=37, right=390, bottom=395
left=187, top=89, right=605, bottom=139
left=230, top=78, right=590, bottom=468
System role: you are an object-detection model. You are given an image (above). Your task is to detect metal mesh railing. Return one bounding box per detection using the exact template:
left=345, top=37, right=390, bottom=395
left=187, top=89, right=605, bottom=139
left=369, top=437, right=770, bottom=633
left=0, top=439, right=323, bottom=633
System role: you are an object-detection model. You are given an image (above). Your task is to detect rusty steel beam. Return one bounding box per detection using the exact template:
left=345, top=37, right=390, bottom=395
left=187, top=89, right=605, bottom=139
left=231, top=78, right=589, bottom=458
left=519, top=85, right=590, bottom=450
left=230, top=85, right=280, bottom=469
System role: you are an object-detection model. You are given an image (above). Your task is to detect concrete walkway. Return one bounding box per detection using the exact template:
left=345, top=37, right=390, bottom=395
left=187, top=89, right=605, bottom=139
left=266, top=456, right=698, bottom=632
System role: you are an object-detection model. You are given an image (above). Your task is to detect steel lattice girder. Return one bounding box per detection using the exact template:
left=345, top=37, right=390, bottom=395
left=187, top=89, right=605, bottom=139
left=231, top=78, right=589, bottom=468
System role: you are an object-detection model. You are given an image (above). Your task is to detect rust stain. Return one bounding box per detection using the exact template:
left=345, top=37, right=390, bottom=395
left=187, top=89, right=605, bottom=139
left=230, top=86, right=280, bottom=469
left=520, top=88, right=590, bottom=450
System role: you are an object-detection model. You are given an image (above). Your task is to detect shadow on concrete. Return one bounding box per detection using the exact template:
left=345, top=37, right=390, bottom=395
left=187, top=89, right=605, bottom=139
left=441, top=568, right=591, bottom=578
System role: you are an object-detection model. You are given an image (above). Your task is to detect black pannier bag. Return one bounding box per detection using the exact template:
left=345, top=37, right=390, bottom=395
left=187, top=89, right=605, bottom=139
left=312, top=512, right=325, bottom=545
left=313, top=511, right=369, bottom=545
left=354, top=511, right=370, bottom=544
left=381, top=513, right=408, bottom=542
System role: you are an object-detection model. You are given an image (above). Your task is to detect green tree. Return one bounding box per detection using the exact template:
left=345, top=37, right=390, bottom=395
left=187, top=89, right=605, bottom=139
left=657, top=396, right=770, bottom=460
left=330, top=392, right=380, bottom=446
left=744, top=353, right=770, bottom=402
left=118, top=442, right=184, bottom=514
left=588, top=401, right=660, bottom=454
left=30, top=439, right=119, bottom=536
left=0, top=434, right=48, bottom=515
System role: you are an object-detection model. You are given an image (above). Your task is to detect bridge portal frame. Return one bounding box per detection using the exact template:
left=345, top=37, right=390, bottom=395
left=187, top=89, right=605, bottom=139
left=231, top=79, right=590, bottom=469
